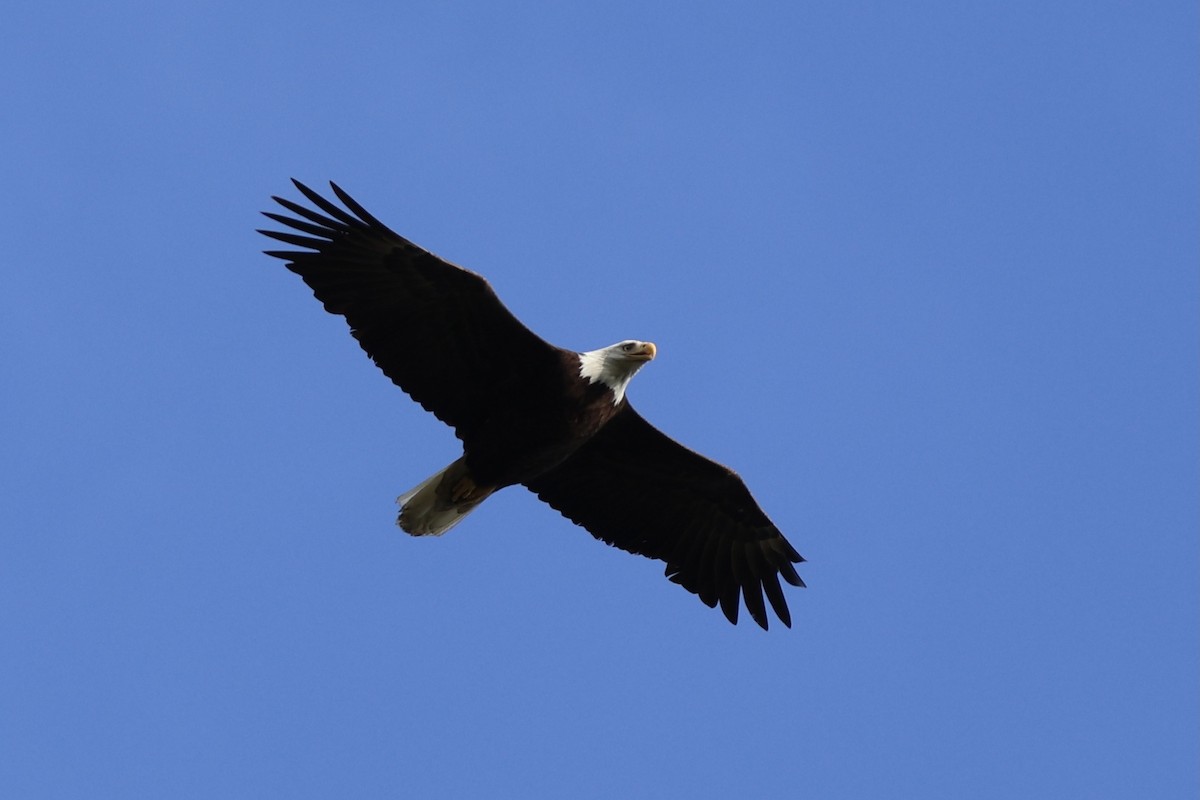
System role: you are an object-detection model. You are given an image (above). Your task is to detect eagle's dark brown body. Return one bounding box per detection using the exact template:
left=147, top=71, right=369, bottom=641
left=459, top=351, right=626, bottom=491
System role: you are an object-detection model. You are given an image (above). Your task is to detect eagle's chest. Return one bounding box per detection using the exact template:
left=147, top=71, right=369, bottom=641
left=465, top=377, right=621, bottom=487
left=564, top=378, right=622, bottom=433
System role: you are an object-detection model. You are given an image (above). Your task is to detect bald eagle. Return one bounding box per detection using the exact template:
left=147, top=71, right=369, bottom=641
left=260, top=181, right=805, bottom=629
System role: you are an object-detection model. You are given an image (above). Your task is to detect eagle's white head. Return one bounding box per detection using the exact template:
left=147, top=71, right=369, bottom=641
left=578, top=340, right=657, bottom=404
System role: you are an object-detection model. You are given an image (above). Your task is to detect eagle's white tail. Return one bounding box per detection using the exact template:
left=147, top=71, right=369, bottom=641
left=396, top=457, right=494, bottom=536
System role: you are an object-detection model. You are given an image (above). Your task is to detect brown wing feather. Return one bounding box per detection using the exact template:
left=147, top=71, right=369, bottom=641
left=259, top=181, right=564, bottom=443
left=524, top=405, right=805, bottom=630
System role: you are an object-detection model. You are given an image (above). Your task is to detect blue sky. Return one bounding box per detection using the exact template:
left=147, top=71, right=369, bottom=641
left=2, top=2, right=1196, bottom=797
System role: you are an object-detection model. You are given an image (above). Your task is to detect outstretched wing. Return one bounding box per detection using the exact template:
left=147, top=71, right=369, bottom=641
left=525, top=405, right=805, bottom=630
left=260, top=181, right=564, bottom=442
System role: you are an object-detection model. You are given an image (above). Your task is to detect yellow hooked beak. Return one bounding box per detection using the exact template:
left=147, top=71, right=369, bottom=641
left=629, top=341, right=657, bottom=361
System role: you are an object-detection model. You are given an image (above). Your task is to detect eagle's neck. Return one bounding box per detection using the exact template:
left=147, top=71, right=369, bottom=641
left=578, top=348, right=642, bottom=405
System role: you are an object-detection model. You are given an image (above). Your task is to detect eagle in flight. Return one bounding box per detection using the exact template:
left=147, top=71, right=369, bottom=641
left=260, top=181, right=804, bottom=629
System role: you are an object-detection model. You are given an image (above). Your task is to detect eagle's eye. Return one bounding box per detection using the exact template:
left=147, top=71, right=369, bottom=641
left=621, top=343, right=635, bottom=352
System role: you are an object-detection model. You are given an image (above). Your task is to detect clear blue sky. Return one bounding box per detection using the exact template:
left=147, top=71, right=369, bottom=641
left=3, top=2, right=1195, bottom=798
